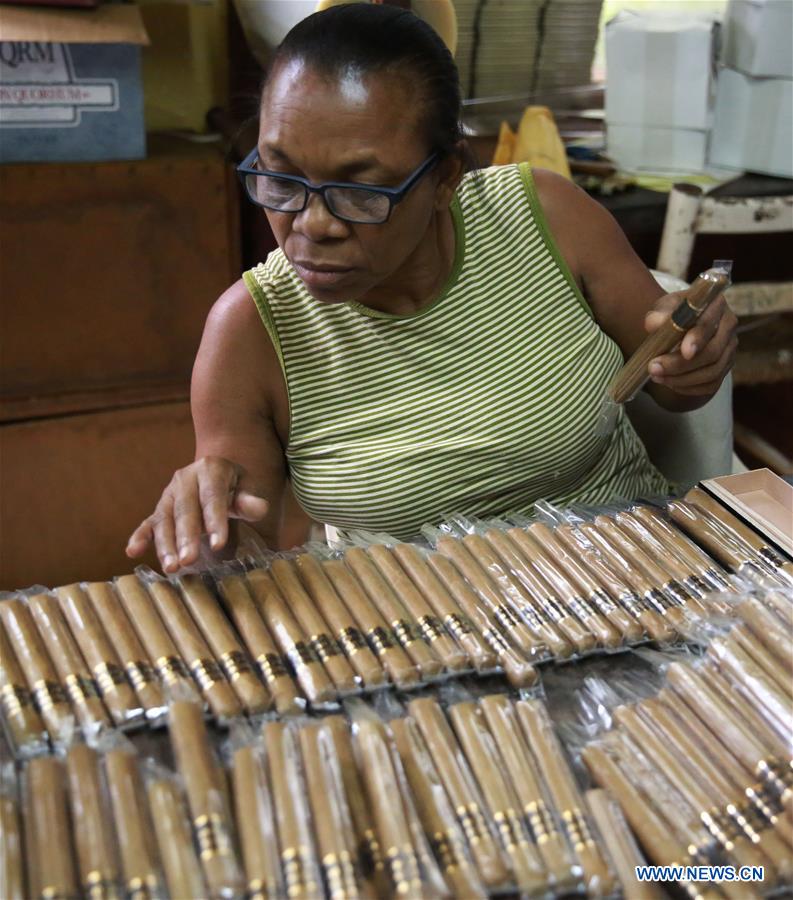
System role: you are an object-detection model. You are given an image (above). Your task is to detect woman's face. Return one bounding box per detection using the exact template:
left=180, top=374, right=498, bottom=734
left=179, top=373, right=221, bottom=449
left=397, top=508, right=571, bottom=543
left=257, top=58, right=457, bottom=303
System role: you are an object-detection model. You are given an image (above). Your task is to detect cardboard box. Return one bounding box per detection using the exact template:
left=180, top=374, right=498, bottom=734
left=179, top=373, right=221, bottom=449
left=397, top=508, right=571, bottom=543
left=722, top=0, right=793, bottom=78
left=606, top=123, right=709, bottom=173
left=709, top=66, right=793, bottom=178
left=0, top=7, right=148, bottom=163
left=605, top=10, right=719, bottom=130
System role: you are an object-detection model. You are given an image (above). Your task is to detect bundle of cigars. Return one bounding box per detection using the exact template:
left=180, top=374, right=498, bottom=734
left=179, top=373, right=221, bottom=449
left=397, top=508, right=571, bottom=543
left=1, top=487, right=790, bottom=753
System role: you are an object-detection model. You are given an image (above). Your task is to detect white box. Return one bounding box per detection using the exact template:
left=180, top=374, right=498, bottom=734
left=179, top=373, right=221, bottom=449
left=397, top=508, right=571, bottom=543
left=607, top=123, right=709, bottom=173
left=709, top=66, right=793, bottom=178
left=605, top=10, right=720, bottom=130
left=722, top=0, right=793, bottom=78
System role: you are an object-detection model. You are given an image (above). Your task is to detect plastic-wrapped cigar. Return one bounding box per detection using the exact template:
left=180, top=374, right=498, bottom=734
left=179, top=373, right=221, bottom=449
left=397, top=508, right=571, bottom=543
left=685, top=487, right=793, bottom=586
left=145, top=768, right=208, bottom=900
left=177, top=574, right=270, bottom=715
left=390, top=542, right=498, bottom=672
left=731, top=624, right=792, bottom=699
left=759, top=588, right=792, bottom=625
left=85, top=582, right=165, bottom=721
left=263, top=721, right=322, bottom=900
left=736, top=597, right=792, bottom=674
left=478, top=695, right=580, bottom=891
left=270, top=558, right=359, bottom=693
left=553, top=524, right=675, bottom=643
left=299, top=722, right=370, bottom=900
left=425, top=553, right=538, bottom=688
left=344, top=547, right=444, bottom=678
left=390, top=716, right=487, bottom=900
left=25, top=755, right=79, bottom=900
left=231, top=742, right=283, bottom=900
left=407, top=697, right=511, bottom=890
left=114, top=575, right=198, bottom=702
left=0, top=769, right=25, bottom=900
left=55, top=584, right=143, bottom=729
left=431, top=536, right=545, bottom=662
left=246, top=569, right=336, bottom=706
left=366, top=544, right=469, bottom=672
left=294, top=554, right=387, bottom=688
left=27, top=591, right=111, bottom=731
left=504, top=527, right=622, bottom=650
left=480, top=528, right=585, bottom=656
left=448, top=701, right=548, bottom=895
left=581, top=744, right=722, bottom=900
left=321, top=560, right=420, bottom=688
left=168, top=699, right=243, bottom=896
left=104, top=748, right=163, bottom=900
left=516, top=699, right=616, bottom=896
left=216, top=573, right=303, bottom=715
left=66, top=743, right=123, bottom=899
left=146, top=577, right=241, bottom=721
left=585, top=788, right=663, bottom=900
left=0, top=617, right=47, bottom=756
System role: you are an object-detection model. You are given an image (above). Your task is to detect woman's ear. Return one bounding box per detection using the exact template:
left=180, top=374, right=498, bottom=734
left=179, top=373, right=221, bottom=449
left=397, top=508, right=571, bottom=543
left=434, top=142, right=467, bottom=209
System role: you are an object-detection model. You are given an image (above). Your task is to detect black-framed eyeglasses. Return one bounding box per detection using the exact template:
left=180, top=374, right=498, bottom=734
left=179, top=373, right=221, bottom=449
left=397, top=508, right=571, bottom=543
left=236, top=148, right=439, bottom=225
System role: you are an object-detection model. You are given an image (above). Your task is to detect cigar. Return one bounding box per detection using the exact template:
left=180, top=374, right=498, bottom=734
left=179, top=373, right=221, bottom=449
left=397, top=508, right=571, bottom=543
left=294, top=554, right=387, bottom=688
left=343, top=547, right=444, bottom=677
left=478, top=694, right=580, bottom=891
left=321, top=560, right=420, bottom=688
left=480, top=528, right=585, bottom=656
left=0, top=617, right=47, bottom=755
left=432, top=537, right=545, bottom=661
left=731, top=624, right=792, bottom=699
left=516, top=699, right=616, bottom=896
left=146, top=774, right=208, bottom=900
left=263, top=721, right=322, bottom=900
left=216, top=573, right=303, bottom=715
left=0, top=789, right=25, bottom=900
left=246, top=569, right=336, bottom=706
left=448, top=701, right=548, bottom=895
left=25, top=756, right=79, bottom=900
left=425, top=553, right=539, bottom=688
left=554, top=524, right=675, bottom=643
left=685, top=487, right=793, bottom=587
left=177, top=574, right=271, bottom=715
left=231, top=743, right=282, bottom=900
left=85, top=582, right=165, bottom=720
left=28, top=592, right=111, bottom=731
left=104, top=748, right=163, bottom=900
left=147, top=578, right=242, bottom=721
left=270, top=559, right=359, bottom=693
left=584, top=788, right=664, bottom=900
left=55, top=584, right=143, bottom=728
left=299, top=722, right=367, bottom=900
left=366, top=544, right=469, bottom=672
left=407, top=697, right=510, bottom=889
left=114, top=575, right=198, bottom=703
left=66, top=743, right=122, bottom=899
left=391, top=542, right=498, bottom=671
left=760, top=590, right=793, bottom=629
left=505, top=527, right=622, bottom=649
left=523, top=522, right=644, bottom=642
left=390, top=716, right=486, bottom=900
left=168, top=699, right=244, bottom=896
left=736, top=597, right=793, bottom=675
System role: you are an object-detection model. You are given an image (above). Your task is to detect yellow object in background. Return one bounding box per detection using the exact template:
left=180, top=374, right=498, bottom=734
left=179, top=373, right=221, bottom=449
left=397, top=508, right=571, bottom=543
left=492, top=106, right=571, bottom=179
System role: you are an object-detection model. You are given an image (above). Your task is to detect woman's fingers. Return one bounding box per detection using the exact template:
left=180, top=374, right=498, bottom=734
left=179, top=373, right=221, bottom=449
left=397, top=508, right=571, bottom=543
left=151, top=501, right=179, bottom=573
left=656, top=336, right=738, bottom=395
left=232, top=491, right=270, bottom=522
left=126, top=518, right=154, bottom=559
left=173, top=469, right=205, bottom=567
left=679, top=294, right=727, bottom=359
left=196, top=458, right=240, bottom=552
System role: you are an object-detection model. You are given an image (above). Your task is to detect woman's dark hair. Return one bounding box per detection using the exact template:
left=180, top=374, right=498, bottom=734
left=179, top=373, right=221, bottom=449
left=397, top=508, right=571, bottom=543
left=264, top=4, right=463, bottom=158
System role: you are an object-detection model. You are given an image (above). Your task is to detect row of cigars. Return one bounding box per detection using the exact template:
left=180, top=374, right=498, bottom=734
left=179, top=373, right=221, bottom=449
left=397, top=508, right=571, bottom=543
left=0, top=487, right=790, bottom=753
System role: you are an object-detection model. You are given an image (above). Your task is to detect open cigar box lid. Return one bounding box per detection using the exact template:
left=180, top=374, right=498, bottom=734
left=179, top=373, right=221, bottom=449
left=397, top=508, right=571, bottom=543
left=701, top=468, right=793, bottom=557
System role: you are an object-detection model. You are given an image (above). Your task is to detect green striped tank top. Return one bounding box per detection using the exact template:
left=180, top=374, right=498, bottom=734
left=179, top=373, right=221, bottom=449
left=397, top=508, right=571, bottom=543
left=244, top=163, right=670, bottom=540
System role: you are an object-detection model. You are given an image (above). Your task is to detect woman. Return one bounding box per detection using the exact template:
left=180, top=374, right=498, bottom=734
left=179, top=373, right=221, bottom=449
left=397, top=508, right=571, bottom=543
left=127, top=5, right=737, bottom=574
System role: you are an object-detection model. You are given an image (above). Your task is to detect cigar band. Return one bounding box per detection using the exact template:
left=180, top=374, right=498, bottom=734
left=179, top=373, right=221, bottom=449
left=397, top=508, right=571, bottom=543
left=482, top=627, right=510, bottom=654
left=455, top=803, right=487, bottom=845
left=64, top=672, right=100, bottom=704
left=338, top=625, right=368, bottom=656
left=519, top=604, right=547, bottom=631
left=366, top=626, right=395, bottom=655
left=588, top=589, right=620, bottom=617
left=417, top=614, right=445, bottom=642
left=537, top=597, right=565, bottom=624
left=84, top=870, right=118, bottom=900
left=662, top=580, right=690, bottom=606
left=430, top=830, right=458, bottom=872
left=256, top=652, right=289, bottom=682
left=321, top=850, right=356, bottom=899
left=704, top=568, right=731, bottom=590
left=309, top=633, right=342, bottom=662
left=0, top=681, right=33, bottom=715
left=682, top=575, right=709, bottom=598
left=31, top=678, right=68, bottom=710
left=194, top=812, right=233, bottom=860
left=565, top=596, right=593, bottom=623
left=493, top=808, right=530, bottom=852
left=124, top=660, right=156, bottom=692
left=126, top=874, right=160, bottom=900
left=493, top=604, right=520, bottom=632
left=524, top=799, right=557, bottom=845
left=287, top=641, right=319, bottom=668
left=618, top=590, right=649, bottom=617
left=644, top=588, right=675, bottom=613
left=154, top=655, right=190, bottom=685
left=757, top=546, right=785, bottom=569
left=282, top=846, right=315, bottom=896
left=443, top=613, right=473, bottom=641
left=561, top=808, right=595, bottom=852
left=391, top=619, right=421, bottom=647
left=188, top=657, right=225, bottom=691
left=362, top=827, right=384, bottom=874
left=219, top=650, right=254, bottom=682
left=755, top=757, right=790, bottom=794
left=384, top=845, right=419, bottom=894
left=701, top=806, right=741, bottom=847
left=40, top=887, right=72, bottom=900
left=672, top=299, right=699, bottom=330
left=745, top=781, right=782, bottom=819
left=93, top=661, right=127, bottom=696
left=727, top=799, right=767, bottom=839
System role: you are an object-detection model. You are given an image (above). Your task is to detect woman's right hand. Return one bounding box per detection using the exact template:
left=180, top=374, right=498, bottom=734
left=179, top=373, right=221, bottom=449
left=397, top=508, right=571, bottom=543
left=126, top=456, right=270, bottom=574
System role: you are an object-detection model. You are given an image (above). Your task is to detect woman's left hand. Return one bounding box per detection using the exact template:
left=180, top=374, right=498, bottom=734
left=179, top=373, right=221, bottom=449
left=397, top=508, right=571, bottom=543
left=644, top=292, right=739, bottom=397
